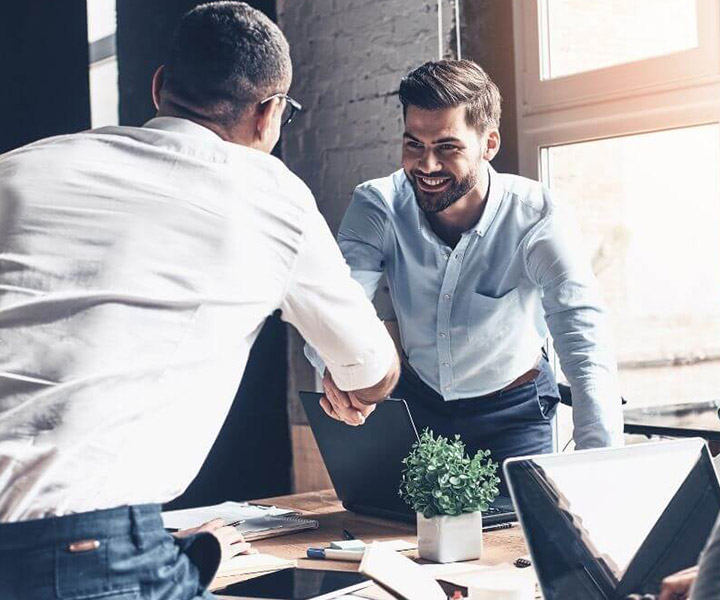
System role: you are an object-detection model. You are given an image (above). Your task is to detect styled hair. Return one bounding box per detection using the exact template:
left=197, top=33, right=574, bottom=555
left=163, top=1, right=291, bottom=125
left=398, top=60, right=501, bottom=131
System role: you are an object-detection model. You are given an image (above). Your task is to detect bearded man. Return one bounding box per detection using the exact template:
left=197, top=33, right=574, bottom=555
left=308, top=60, right=623, bottom=478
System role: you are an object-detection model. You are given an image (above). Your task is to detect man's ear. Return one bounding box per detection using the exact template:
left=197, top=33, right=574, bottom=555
left=254, top=97, right=281, bottom=146
left=151, top=66, right=165, bottom=110
left=483, top=129, right=501, bottom=161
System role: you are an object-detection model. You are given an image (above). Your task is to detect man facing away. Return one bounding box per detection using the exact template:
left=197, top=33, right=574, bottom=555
left=0, top=3, right=398, bottom=598
left=309, top=60, right=623, bottom=476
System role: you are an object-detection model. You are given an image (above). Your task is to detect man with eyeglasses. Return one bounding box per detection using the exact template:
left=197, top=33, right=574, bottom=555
left=0, top=3, right=399, bottom=599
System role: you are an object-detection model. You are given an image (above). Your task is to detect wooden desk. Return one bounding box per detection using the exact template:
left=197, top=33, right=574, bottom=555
left=211, top=489, right=528, bottom=595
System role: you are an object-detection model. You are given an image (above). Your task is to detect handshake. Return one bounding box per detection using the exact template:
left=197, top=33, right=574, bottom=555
left=319, top=355, right=400, bottom=426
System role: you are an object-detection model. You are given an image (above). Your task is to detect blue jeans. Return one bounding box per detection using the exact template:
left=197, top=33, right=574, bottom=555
left=0, top=504, right=219, bottom=600
left=394, top=358, right=560, bottom=493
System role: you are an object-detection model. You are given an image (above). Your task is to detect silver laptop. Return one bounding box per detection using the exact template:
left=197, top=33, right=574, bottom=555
left=504, top=439, right=720, bottom=599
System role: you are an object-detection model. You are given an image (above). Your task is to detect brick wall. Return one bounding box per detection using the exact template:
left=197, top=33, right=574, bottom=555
left=278, top=0, right=457, bottom=232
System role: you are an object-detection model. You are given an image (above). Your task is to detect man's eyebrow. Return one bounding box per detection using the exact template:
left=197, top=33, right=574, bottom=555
left=402, top=133, right=464, bottom=145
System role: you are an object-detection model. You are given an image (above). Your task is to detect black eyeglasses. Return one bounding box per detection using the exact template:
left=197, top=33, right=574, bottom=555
left=260, top=92, right=302, bottom=127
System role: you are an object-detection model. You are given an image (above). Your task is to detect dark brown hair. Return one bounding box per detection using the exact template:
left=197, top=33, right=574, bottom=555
left=399, top=60, right=502, bottom=131
left=164, top=2, right=291, bottom=125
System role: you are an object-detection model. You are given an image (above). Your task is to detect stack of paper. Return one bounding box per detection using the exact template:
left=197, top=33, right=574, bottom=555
left=162, top=501, right=295, bottom=530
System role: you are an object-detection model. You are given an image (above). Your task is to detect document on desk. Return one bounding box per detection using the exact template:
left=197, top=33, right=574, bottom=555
left=215, top=553, right=296, bottom=578
left=162, top=501, right=318, bottom=541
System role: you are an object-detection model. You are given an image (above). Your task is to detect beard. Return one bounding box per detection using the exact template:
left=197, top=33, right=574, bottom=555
left=409, top=168, right=478, bottom=214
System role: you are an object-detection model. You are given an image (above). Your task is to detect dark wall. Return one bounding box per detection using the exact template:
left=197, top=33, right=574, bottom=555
left=0, top=1, right=90, bottom=153
left=116, top=0, right=291, bottom=506
left=117, top=0, right=276, bottom=126
left=461, top=0, right=519, bottom=175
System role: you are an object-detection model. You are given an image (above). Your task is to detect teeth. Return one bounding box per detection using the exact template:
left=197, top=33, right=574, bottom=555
left=420, top=177, right=449, bottom=187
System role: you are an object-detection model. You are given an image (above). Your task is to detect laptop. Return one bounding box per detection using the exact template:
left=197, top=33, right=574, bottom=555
left=504, top=438, right=720, bottom=599
left=299, top=391, right=515, bottom=525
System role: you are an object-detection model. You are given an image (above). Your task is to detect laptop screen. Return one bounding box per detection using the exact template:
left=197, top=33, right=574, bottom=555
left=505, top=439, right=720, bottom=599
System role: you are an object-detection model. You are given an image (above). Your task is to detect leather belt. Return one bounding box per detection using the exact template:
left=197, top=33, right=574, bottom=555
left=500, top=366, right=541, bottom=392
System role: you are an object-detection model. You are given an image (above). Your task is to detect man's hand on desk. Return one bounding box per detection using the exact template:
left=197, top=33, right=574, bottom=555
left=173, top=519, right=255, bottom=563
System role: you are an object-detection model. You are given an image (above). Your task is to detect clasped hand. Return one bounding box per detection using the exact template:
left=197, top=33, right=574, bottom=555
left=319, top=369, right=378, bottom=426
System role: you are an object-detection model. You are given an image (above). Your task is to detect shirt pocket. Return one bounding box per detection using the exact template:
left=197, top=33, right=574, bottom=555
left=467, top=287, right=520, bottom=345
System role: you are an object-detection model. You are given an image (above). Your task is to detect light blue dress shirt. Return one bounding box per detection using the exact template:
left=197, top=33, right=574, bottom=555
left=307, top=166, right=624, bottom=449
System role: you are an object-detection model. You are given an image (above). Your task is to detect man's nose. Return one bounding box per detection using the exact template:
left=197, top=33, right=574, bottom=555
left=417, top=149, right=441, bottom=174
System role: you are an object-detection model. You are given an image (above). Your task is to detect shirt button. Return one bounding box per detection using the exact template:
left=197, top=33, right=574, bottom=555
left=442, top=362, right=450, bottom=367
left=444, top=385, right=451, bottom=391
left=443, top=294, right=451, bottom=301
left=443, top=254, right=450, bottom=260
left=439, top=332, right=447, bottom=338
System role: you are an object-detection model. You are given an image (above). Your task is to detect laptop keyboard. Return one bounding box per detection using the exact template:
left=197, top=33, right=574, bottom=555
left=480, top=503, right=517, bottom=526
left=483, top=506, right=504, bottom=515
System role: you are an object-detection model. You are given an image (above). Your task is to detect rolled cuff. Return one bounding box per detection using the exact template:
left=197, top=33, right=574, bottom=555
left=325, top=333, right=396, bottom=392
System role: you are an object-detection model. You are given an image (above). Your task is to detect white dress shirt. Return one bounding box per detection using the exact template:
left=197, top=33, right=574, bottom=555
left=0, top=117, right=395, bottom=522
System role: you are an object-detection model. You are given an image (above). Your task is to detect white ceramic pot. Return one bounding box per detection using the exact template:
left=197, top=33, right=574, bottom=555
left=416, top=511, right=483, bottom=563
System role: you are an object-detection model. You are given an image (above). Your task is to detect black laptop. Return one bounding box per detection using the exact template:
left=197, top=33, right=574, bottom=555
left=505, top=438, right=720, bottom=599
left=299, top=391, right=515, bottom=525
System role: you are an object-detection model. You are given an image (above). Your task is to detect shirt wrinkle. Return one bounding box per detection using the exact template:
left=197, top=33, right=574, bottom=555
left=0, top=117, right=396, bottom=521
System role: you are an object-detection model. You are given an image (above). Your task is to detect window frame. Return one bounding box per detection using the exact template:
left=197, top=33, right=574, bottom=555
left=513, top=0, right=720, bottom=179
left=512, top=0, right=720, bottom=445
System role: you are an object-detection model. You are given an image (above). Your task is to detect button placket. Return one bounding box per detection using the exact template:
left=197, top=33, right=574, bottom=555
left=435, top=236, right=471, bottom=396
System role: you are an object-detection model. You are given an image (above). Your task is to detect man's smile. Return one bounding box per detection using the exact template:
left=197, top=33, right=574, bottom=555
left=415, top=173, right=452, bottom=193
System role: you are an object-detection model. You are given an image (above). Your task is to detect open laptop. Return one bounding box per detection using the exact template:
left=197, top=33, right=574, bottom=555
left=504, top=438, right=720, bottom=599
left=299, top=391, right=515, bottom=525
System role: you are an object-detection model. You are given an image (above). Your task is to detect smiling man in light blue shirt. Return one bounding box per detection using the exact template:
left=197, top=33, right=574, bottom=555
left=310, top=60, right=623, bottom=468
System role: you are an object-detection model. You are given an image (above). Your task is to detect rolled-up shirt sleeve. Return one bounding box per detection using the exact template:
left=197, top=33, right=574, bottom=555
left=281, top=204, right=396, bottom=391
left=524, top=201, right=624, bottom=449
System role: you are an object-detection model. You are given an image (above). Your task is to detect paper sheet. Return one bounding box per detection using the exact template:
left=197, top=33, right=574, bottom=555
left=162, top=501, right=295, bottom=530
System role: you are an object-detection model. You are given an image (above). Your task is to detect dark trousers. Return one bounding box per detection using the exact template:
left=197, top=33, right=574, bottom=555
left=0, top=504, right=219, bottom=600
left=394, top=359, right=560, bottom=494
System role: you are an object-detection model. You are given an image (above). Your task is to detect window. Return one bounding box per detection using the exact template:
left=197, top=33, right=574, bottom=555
left=513, top=0, right=720, bottom=445
left=87, top=0, right=118, bottom=128
left=540, top=0, right=699, bottom=80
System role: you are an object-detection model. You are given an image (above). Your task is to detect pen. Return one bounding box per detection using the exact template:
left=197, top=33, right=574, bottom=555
left=483, top=522, right=514, bottom=532
left=306, top=547, right=365, bottom=561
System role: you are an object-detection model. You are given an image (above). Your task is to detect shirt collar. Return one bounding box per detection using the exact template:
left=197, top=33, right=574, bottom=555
left=142, top=116, right=223, bottom=142
left=474, top=164, right=504, bottom=237
left=407, top=164, right=505, bottom=242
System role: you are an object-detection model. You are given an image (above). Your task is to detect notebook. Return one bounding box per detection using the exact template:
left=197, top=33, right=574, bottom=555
left=162, top=501, right=319, bottom=541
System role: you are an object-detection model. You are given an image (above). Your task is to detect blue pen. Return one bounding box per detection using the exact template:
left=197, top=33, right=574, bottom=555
left=306, top=547, right=365, bottom=561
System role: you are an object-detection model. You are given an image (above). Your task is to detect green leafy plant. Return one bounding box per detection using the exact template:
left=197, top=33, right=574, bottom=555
left=399, top=429, right=500, bottom=518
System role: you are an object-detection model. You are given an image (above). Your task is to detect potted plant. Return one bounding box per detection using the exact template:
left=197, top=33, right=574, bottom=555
left=399, top=429, right=500, bottom=563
